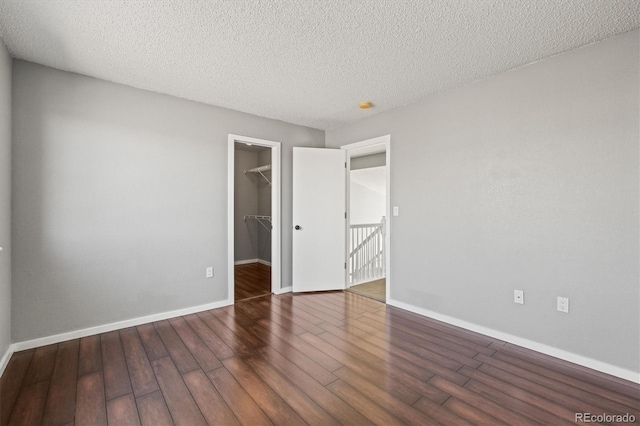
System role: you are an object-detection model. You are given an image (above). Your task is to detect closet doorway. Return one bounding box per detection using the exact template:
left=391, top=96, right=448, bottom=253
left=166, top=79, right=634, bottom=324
left=227, top=135, right=281, bottom=303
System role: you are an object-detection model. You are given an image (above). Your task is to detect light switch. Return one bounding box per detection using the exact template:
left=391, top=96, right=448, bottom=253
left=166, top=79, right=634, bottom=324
left=393, top=206, right=399, bottom=216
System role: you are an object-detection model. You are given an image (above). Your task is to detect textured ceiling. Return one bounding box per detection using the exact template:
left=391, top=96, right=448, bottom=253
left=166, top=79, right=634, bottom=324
left=0, top=1, right=638, bottom=130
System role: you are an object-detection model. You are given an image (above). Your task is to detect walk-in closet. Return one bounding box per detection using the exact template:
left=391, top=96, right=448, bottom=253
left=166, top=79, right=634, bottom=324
left=234, top=142, right=272, bottom=301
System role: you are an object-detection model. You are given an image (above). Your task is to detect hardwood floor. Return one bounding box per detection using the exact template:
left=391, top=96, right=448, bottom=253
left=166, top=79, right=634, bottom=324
left=348, top=279, right=386, bottom=302
left=234, top=262, right=271, bottom=302
left=1, top=291, right=639, bottom=425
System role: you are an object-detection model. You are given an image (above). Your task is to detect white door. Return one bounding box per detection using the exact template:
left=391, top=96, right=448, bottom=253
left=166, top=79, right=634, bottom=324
left=292, top=147, right=346, bottom=292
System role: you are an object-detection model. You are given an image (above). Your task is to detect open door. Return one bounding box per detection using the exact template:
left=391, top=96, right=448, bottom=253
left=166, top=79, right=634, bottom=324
left=292, top=147, right=346, bottom=292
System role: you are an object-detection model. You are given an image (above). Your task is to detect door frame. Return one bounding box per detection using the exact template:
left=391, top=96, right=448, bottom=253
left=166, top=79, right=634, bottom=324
left=341, top=135, right=391, bottom=302
left=227, top=134, right=282, bottom=303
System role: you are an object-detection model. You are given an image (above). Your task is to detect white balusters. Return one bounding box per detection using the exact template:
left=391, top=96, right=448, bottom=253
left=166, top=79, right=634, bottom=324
left=349, top=217, right=385, bottom=285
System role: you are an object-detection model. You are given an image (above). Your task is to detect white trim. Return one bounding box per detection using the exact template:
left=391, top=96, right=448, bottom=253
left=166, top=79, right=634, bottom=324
left=234, top=258, right=259, bottom=265
left=387, top=298, right=640, bottom=384
left=234, top=259, right=272, bottom=266
left=341, top=135, right=390, bottom=152
left=0, top=344, right=15, bottom=378
left=11, top=299, right=233, bottom=353
left=274, top=286, right=292, bottom=295
left=341, top=135, right=391, bottom=301
left=228, top=135, right=282, bottom=299
left=228, top=136, right=235, bottom=302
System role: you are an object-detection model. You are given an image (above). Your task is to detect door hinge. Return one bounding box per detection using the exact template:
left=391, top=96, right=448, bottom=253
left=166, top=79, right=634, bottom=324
left=345, top=162, right=347, bottom=168
left=344, top=262, right=347, bottom=269
left=345, top=212, right=347, bottom=219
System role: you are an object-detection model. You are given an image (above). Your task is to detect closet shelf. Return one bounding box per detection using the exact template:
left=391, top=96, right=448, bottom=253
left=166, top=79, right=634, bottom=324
left=244, top=215, right=272, bottom=231
left=244, top=164, right=272, bottom=186
left=246, top=165, right=271, bottom=173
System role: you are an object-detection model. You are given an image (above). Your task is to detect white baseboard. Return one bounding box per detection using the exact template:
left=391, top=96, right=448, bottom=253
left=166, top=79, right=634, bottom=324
left=274, top=285, right=292, bottom=295
left=9, top=293, right=635, bottom=384
left=11, top=298, right=233, bottom=352
left=387, top=298, right=640, bottom=384
left=0, top=343, right=15, bottom=378
left=234, top=258, right=272, bottom=266
left=234, top=259, right=258, bottom=265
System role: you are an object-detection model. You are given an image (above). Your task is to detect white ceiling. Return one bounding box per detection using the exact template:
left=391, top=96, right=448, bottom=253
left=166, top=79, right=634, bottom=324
left=0, top=1, right=638, bottom=130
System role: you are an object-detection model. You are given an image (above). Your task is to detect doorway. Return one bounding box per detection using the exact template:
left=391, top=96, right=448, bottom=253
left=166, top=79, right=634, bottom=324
left=289, top=135, right=391, bottom=298
left=342, top=136, right=391, bottom=302
left=227, top=135, right=281, bottom=303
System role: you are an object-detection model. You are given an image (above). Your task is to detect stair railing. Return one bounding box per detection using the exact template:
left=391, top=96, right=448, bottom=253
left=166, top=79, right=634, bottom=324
left=349, top=217, right=386, bottom=285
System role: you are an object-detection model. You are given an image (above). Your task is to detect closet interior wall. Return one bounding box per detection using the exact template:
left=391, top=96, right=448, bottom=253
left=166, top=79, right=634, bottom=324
left=257, top=148, right=272, bottom=263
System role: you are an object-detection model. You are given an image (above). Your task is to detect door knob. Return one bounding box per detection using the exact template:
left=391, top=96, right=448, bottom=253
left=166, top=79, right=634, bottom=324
left=295, top=225, right=301, bottom=230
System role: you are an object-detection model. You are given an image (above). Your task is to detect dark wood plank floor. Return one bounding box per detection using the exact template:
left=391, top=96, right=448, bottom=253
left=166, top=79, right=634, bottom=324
left=234, top=262, right=271, bottom=302
left=1, top=291, right=639, bottom=425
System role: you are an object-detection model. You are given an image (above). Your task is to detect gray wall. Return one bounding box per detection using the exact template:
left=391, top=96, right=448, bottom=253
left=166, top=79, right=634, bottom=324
left=12, top=61, right=323, bottom=342
left=234, top=148, right=259, bottom=262
left=351, top=152, right=386, bottom=170
left=0, top=39, right=11, bottom=357
left=327, top=30, right=640, bottom=373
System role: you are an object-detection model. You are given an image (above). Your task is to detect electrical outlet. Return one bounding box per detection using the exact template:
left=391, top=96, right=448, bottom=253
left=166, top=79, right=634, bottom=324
left=557, top=296, right=569, bottom=313
left=206, top=267, right=214, bottom=278
left=514, top=290, right=524, bottom=304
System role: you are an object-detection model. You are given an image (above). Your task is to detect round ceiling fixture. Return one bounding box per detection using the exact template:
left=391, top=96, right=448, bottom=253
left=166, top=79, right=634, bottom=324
left=359, top=101, right=373, bottom=109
